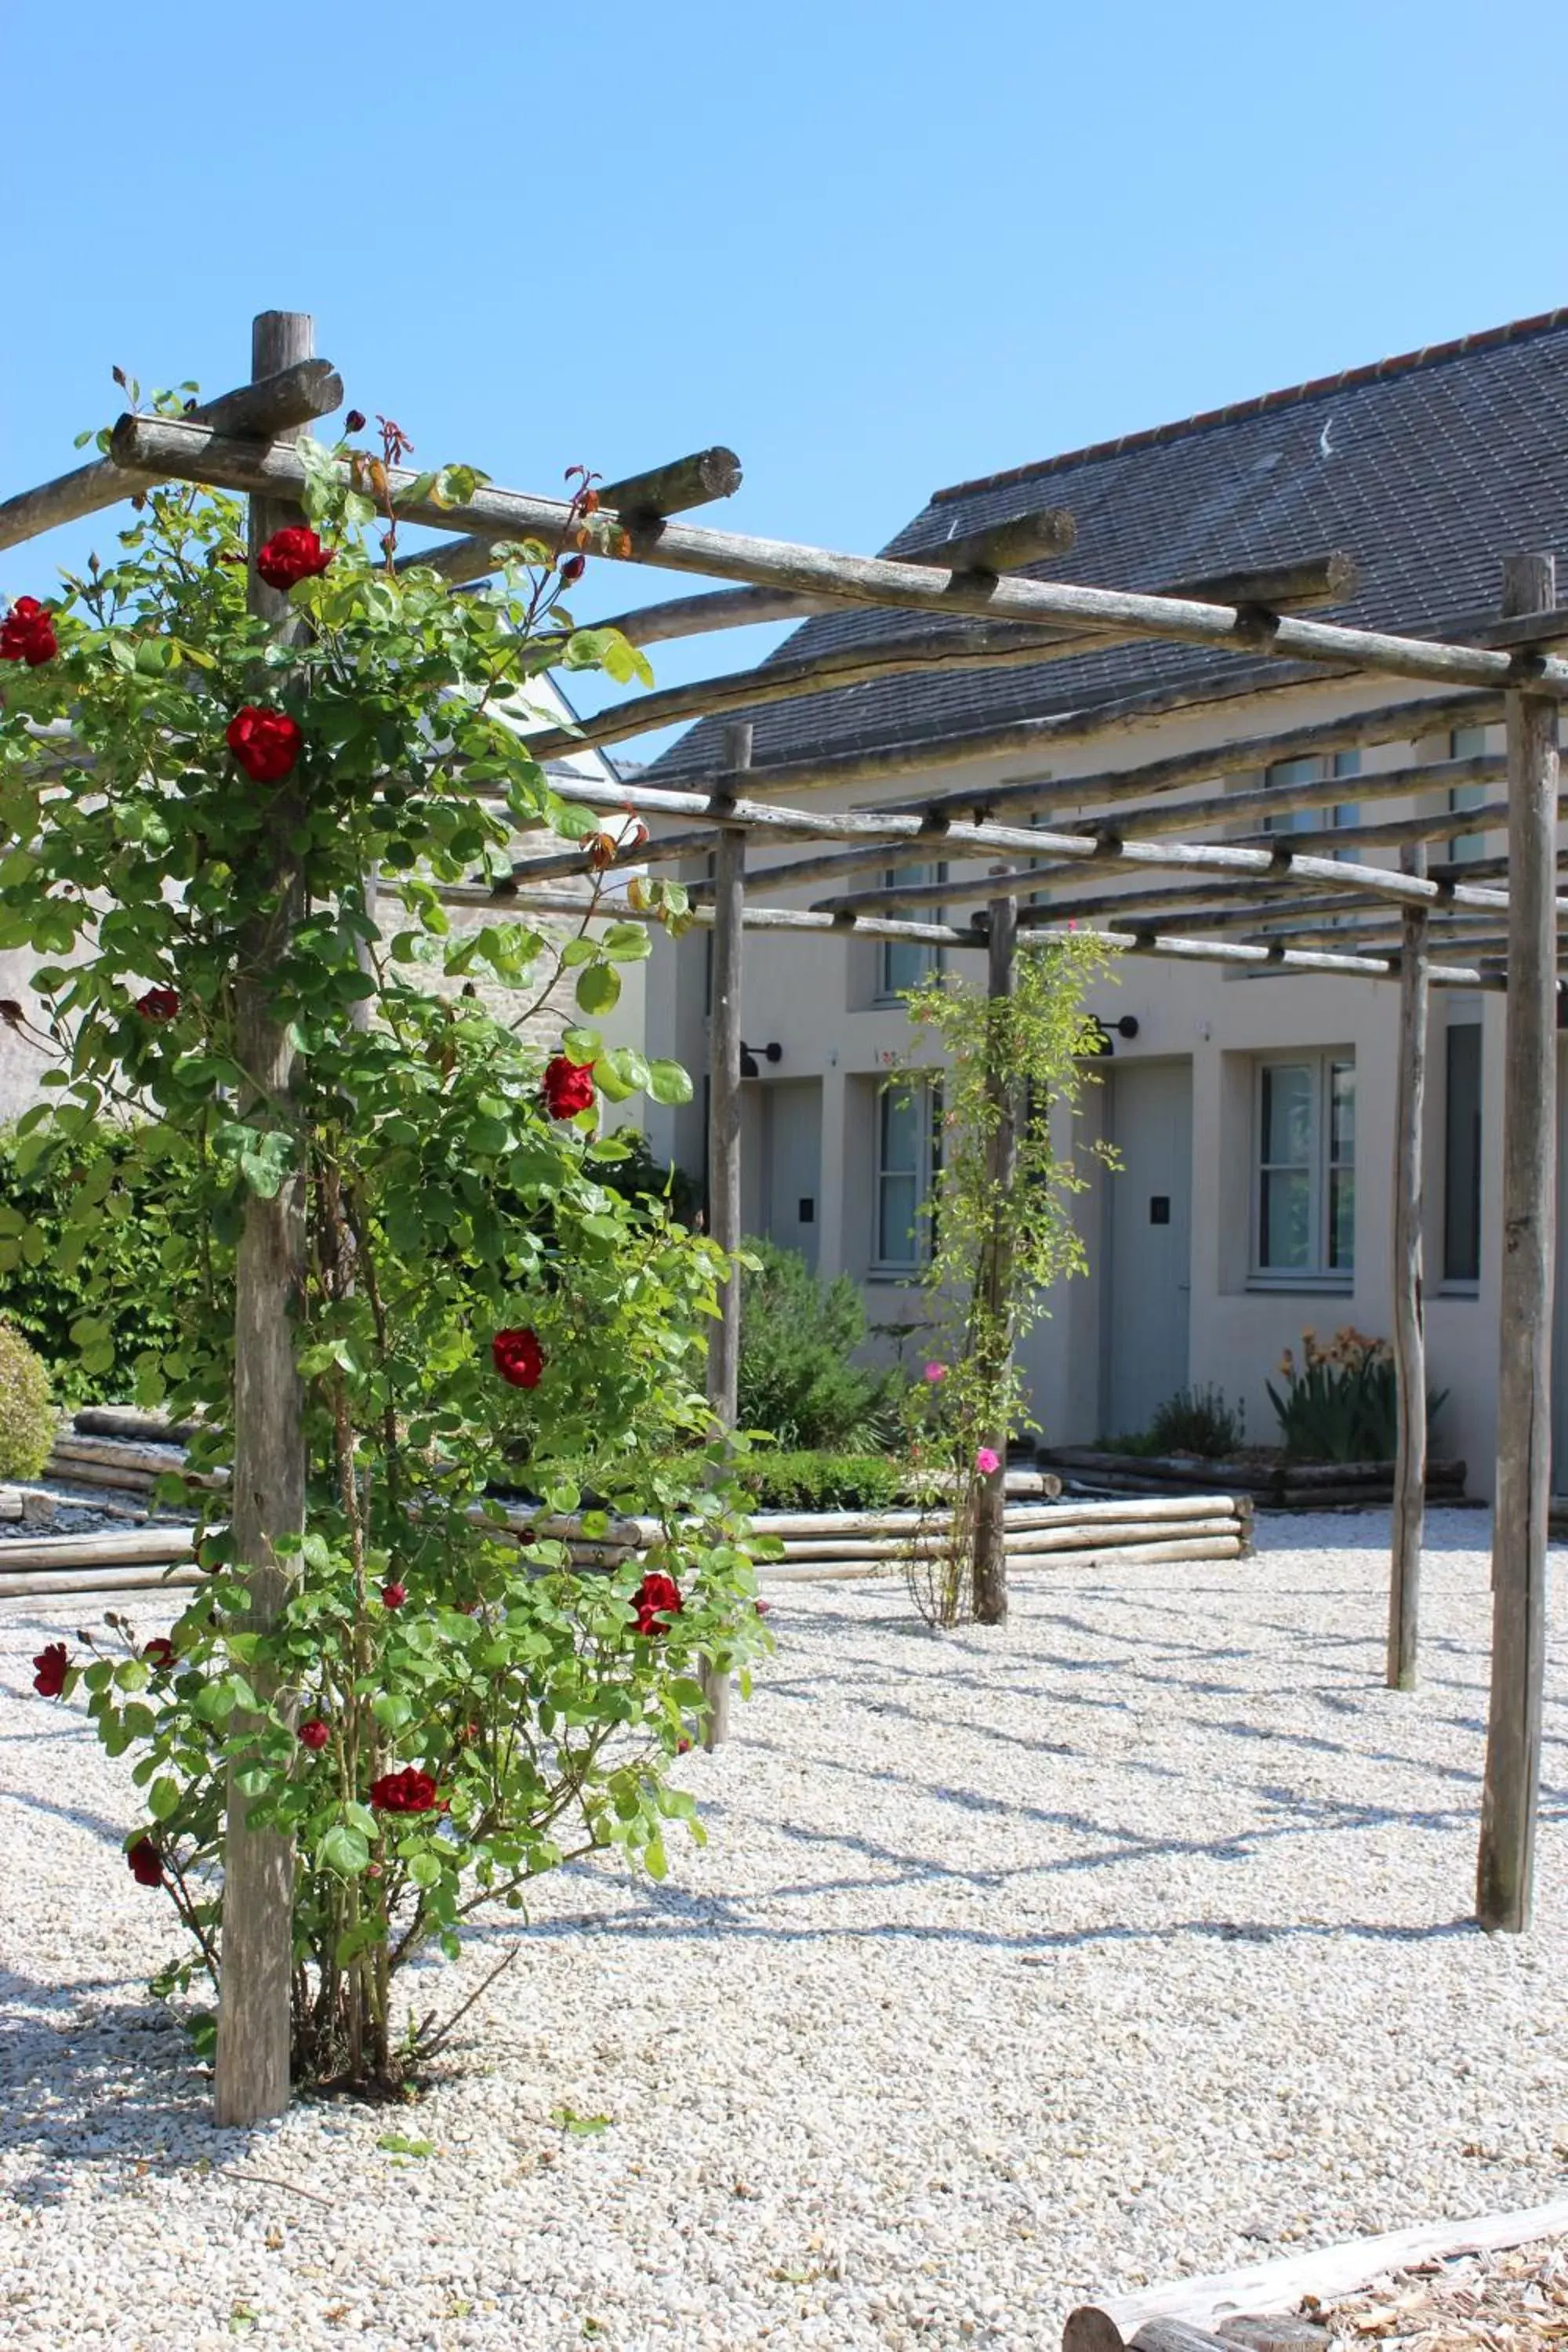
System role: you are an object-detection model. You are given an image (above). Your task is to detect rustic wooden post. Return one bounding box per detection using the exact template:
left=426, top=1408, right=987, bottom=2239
left=971, top=889, right=1019, bottom=1625
left=700, top=720, right=750, bottom=1747
left=213, top=311, right=313, bottom=2123
left=1477, top=551, right=1559, bottom=1933
left=1387, top=846, right=1428, bottom=1690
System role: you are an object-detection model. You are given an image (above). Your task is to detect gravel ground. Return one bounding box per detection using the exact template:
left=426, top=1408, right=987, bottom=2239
left=2, top=1509, right=1566, bottom=2352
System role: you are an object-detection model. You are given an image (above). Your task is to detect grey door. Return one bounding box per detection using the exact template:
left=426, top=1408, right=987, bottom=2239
left=763, top=1080, right=822, bottom=1272
left=1102, top=1059, right=1193, bottom=1438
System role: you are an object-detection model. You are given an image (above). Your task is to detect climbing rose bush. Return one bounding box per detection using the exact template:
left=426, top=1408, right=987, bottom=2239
left=2, top=390, right=765, bottom=2089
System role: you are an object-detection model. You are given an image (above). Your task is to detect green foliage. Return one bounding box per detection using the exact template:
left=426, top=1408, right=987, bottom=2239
left=0, top=1122, right=192, bottom=1403
left=1142, top=1385, right=1244, bottom=1459
left=1266, top=1326, right=1447, bottom=1461
left=734, top=1450, right=906, bottom=1514
left=737, top=1240, right=901, bottom=1450
left=898, top=940, right=1110, bottom=1623
left=0, top=1316, right=55, bottom=1481
left=3, top=405, right=766, bottom=2090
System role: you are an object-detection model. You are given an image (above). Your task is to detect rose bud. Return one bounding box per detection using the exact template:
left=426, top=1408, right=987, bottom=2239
left=345, top=409, right=367, bottom=434
left=299, top=1717, right=331, bottom=1751
left=380, top=1581, right=408, bottom=1610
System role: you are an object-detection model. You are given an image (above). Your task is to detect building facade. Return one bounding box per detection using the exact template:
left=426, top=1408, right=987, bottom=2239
left=639, top=312, right=1568, bottom=1496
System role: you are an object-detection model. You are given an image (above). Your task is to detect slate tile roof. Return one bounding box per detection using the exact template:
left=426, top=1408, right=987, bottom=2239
left=648, top=310, right=1568, bottom=781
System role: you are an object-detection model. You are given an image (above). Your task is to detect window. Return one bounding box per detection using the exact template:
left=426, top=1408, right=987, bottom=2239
left=876, top=865, right=946, bottom=1000
left=1448, top=724, right=1490, bottom=865
left=1254, top=1054, right=1355, bottom=1283
left=874, top=1081, right=939, bottom=1269
left=1443, top=1021, right=1483, bottom=1283
left=1262, top=753, right=1360, bottom=859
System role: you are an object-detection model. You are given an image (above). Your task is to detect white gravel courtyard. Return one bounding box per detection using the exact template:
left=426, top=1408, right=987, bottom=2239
left=3, top=1508, right=1566, bottom=2352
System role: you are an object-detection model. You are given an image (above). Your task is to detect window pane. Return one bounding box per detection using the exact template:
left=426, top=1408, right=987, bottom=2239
left=881, top=938, right=931, bottom=996
left=1328, top=1169, right=1356, bottom=1269
left=1261, top=1064, right=1312, bottom=1167
left=1265, top=756, right=1321, bottom=835
left=1330, top=1062, right=1355, bottom=1163
left=878, top=1174, right=918, bottom=1265
left=1444, top=1023, right=1483, bottom=1282
left=879, top=1090, right=918, bottom=1174
left=1261, top=1169, right=1312, bottom=1269
left=1449, top=728, right=1490, bottom=864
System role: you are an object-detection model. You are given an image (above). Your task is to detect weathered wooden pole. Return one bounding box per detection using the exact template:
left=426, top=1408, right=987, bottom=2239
left=971, top=889, right=1020, bottom=1626
left=1387, top=848, right=1428, bottom=1690
left=214, top=311, right=313, bottom=2124
left=1477, top=552, right=1559, bottom=1933
left=700, top=721, right=751, bottom=1747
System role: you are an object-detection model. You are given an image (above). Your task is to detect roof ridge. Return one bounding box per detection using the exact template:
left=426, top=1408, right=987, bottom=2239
left=930, top=308, right=1568, bottom=506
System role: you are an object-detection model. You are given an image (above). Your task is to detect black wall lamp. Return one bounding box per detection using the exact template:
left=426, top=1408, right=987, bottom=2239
left=1080, top=1014, right=1140, bottom=1058
left=739, top=1040, right=782, bottom=1078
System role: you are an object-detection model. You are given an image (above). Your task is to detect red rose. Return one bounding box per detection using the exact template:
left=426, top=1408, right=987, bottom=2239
left=380, top=1581, right=408, bottom=1610
left=226, top=706, right=302, bottom=784
left=136, top=988, right=180, bottom=1022
left=128, top=1837, right=164, bottom=1887
left=143, top=1637, right=177, bottom=1672
left=560, top=554, right=586, bottom=585
left=541, top=1054, right=597, bottom=1120
left=754, top=1598, right=772, bottom=1618
left=344, top=409, right=367, bottom=434
left=492, top=1327, right=544, bottom=1389
left=1, top=596, right=59, bottom=666
left=31, top=1642, right=69, bottom=1697
left=299, top=1716, right=330, bottom=1751
left=368, top=1766, right=440, bottom=1814
left=633, top=1570, right=682, bottom=1638
left=256, top=525, right=335, bottom=593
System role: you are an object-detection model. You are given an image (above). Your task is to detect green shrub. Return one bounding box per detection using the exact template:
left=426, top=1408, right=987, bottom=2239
left=1145, top=1384, right=1244, bottom=1458
left=735, top=1449, right=906, bottom=1513
left=0, top=1123, right=194, bottom=1405
left=737, top=1240, right=902, bottom=1450
left=0, top=1317, right=56, bottom=1481
left=1266, top=1327, right=1447, bottom=1461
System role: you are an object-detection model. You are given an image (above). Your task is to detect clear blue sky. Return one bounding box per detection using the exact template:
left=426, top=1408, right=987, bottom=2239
left=6, top=1, right=1567, bottom=754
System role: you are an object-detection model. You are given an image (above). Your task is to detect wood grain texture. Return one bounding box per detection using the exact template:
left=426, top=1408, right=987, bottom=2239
left=1388, top=851, right=1428, bottom=1690
left=971, top=895, right=1019, bottom=1625
left=1477, top=553, right=1559, bottom=1932
left=214, top=312, right=314, bottom=2129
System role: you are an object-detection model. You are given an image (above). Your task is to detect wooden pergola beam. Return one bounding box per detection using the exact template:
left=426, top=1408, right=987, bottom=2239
left=397, top=447, right=744, bottom=587
left=0, top=361, right=344, bottom=554
left=514, top=554, right=1363, bottom=764
left=103, top=412, right=1568, bottom=700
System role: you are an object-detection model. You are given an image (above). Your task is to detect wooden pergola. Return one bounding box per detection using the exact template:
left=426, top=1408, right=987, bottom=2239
left=2, top=314, right=1559, bottom=2125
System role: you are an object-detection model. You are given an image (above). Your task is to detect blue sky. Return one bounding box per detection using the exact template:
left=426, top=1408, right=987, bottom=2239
left=6, top=1, right=1568, bottom=754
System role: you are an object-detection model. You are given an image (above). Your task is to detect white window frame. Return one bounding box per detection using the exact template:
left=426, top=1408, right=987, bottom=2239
left=875, top=865, right=946, bottom=1003
left=872, top=1080, right=940, bottom=1272
left=1250, top=1051, right=1356, bottom=1288
left=1262, top=752, right=1360, bottom=859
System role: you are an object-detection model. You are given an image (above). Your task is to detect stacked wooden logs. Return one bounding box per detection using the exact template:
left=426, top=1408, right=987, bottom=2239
left=1065, top=2310, right=1328, bottom=2352
left=1042, top=1446, right=1467, bottom=1511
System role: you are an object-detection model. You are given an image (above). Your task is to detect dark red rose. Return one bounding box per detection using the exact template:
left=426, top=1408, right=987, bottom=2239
left=128, top=1837, right=164, bottom=1888
left=559, top=554, right=586, bottom=585
left=492, top=1327, right=544, bottom=1389
left=380, top=1581, right=408, bottom=1610
left=31, top=1642, right=69, bottom=1697
left=0, top=1000, right=23, bottom=1027
left=633, top=1570, right=682, bottom=1638
left=136, top=988, right=180, bottom=1022
left=676, top=1735, right=693, bottom=1755
left=143, top=1637, right=176, bottom=1672
left=541, top=1054, right=596, bottom=1120
left=344, top=408, right=367, bottom=434
left=368, top=1766, right=440, bottom=1814
left=1, top=596, right=59, bottom=666
left=299, top=1716, right=330, bottom=1751
left=754, top=1598, right=772, bottom=1618
left=256, top=525, right=335, bottom=593
left=226, top=706, right=302, bottom=784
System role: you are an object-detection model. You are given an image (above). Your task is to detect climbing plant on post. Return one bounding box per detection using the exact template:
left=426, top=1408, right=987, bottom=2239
left=898, top=931, right=1109, bottom=1627
left=0, top=346, right=765, bottom=2105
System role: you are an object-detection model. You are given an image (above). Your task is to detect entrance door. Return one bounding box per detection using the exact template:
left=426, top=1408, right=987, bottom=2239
left=1102, top=1059, right=1193, bottom=1438
left=762, top=1080, right=822, bottom=1272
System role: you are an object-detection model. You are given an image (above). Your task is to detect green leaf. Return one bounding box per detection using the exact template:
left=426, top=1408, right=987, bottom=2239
left=599, top=922, right=652, bottom=964
left=148, top=1775, right=181, bottom=1821
left=575, top=963, right=621, bottom=1016
left=319, top=1822, right=371, bottom=1877
left=646, top=1059, right=694, bottom=1105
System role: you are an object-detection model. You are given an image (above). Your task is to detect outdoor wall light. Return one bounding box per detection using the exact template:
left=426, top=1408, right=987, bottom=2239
left=1080, top=1014, right=1140, bottom=1057
left=739, top=1040, right=782, bottom=1079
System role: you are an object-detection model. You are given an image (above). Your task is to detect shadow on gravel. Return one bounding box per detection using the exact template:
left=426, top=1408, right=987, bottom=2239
left=0, top=1965, right=227, bottom=2205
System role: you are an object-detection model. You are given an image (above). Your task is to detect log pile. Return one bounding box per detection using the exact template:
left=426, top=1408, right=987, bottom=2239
left=1041, top=1446, right=1468, bottom=1511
